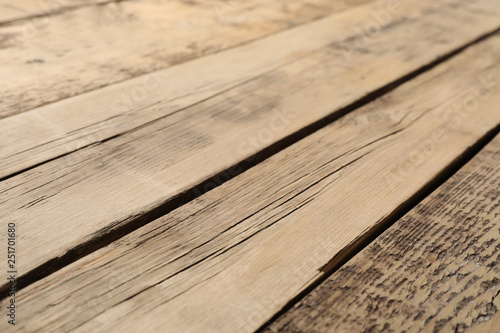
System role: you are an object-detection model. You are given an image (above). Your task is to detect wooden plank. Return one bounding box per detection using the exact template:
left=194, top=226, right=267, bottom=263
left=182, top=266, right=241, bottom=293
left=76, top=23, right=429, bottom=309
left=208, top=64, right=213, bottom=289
left=263, top=136, right=500, bottom=333
left=0, top=0, right=377, bottom=180
left=0, top=0, right=115, bottom=24
left=1, top=0, right=499, bottom=283
left=3, top=33, right=500, bottom=333
left=0, top=0, right=371, bottom=118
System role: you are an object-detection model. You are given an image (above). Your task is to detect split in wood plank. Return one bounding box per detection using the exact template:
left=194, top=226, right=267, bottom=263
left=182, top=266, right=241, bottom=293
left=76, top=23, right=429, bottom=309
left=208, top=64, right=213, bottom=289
left=3, top=32, right=500, bottom=333
left=263, top=134, right=500, bottom=333
left=2, top=0, right=500, bottom=286
left=0, top=0, right=372, bottom=118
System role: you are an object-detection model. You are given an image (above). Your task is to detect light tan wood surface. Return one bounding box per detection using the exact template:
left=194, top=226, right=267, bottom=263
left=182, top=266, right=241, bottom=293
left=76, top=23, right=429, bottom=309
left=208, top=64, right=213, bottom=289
left=2, top=0, right=500, bottom=286
left=0, top=0, right=371, bottom=119
left=4, top=0, right=499, bottom=179
left=264, top=133, right=500, bottom=333
left=0, top=0, right=382, bottom=180
left=0, top=0, right=117, bottom=24
left=2, top=32, right=500, bottom=332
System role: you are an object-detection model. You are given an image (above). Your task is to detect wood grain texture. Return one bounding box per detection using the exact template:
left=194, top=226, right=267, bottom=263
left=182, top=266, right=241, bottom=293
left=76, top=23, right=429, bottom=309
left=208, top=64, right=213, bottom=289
left=0, top=0, right=116, bottom=24
left=2, top=0, right=500, bottom=282
left=0, top=0, right=371, bottom=119
left=3, top=34, right=500, bottom=333
left=5, top=0, right=499, bottom=180
left=263, top=136, right=500, bottom=333
left=0, top=0, right=385, bottom=180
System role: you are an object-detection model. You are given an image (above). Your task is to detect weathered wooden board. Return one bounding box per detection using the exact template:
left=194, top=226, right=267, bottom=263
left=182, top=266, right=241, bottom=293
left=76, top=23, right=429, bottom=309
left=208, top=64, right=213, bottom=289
left=1, top=0, right=499, bottom=284
left=3, top=33, right=500, bottom=333
left=0, top=0, right=384, bottom=180
left=0, top=0, right=371, bottom=118
left=0, top=0, right=115, bottom=24
left=263, top=135, right=500, bottom=333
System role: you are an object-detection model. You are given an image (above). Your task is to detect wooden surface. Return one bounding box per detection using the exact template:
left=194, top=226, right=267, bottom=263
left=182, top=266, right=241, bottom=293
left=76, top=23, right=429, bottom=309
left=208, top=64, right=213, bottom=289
left=0, top=0, right=371, bottom=119
left=264, top=134, right=500, bottom=333
left=4, top=0, right=498, bottom=180
left=0, top=0, right=117, bottom=24
left=2, top=0, right=500, bottom=331
left=3, top=31, right=500, bottom=332
left=2, top=0, right=500, bottom=285
left=0, top=0, right=381, bottom=179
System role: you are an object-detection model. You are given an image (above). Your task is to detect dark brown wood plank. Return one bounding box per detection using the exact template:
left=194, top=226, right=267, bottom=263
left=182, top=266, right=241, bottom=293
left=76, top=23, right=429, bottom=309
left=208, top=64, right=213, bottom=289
left=263, top=135, right=500, bottom=333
